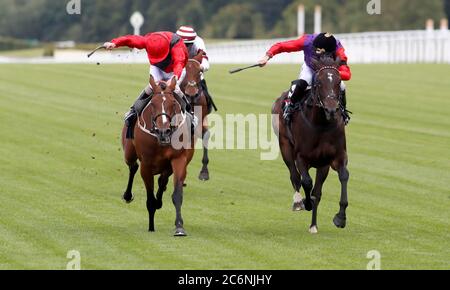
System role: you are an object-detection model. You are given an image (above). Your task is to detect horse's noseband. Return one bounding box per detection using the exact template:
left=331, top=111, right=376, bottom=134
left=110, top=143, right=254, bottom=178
left=187, top=80, right=197, bottom=87
left=185, top=80, right=202, bottom=104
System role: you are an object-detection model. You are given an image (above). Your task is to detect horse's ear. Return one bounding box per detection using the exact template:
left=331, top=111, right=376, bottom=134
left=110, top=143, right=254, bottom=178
left=149, top=74, right=159, bottom=92
left=168, top=76, right=177, bottom=91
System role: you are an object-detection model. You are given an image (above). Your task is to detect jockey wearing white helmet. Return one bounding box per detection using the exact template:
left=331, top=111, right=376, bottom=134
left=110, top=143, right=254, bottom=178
left=176, top=26, right=210, bottom=75
left=176, top=26, right=216, bottom=113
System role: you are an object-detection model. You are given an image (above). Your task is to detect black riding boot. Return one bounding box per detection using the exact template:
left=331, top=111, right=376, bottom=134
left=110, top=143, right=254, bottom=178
left=200, top=79, right=217, bottom=113
left=283, top=79, right=308, bottom=122
left=340, top=89, right=351, bottom=125
left=125, top=90, right=152, bottom=128
left=174, top=91, right=198, bottom=133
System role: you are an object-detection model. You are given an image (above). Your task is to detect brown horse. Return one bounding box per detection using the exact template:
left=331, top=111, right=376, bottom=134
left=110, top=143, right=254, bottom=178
left=272, top=54, right=349, bottom=234
left=180, top=51, right=211, bottom=181
left=121, top=75, right=195, bottom=236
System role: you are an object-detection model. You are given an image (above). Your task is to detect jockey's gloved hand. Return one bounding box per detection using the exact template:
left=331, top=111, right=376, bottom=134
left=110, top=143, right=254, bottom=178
left=258, top=55, right=271, bottom=67
left=169, top=75, right=178, bottom=86
left=103, top=42, right=116, bottom=50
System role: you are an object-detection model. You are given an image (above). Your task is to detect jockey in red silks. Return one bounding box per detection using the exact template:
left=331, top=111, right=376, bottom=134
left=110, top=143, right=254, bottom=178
left=176, top=26, right=216, bottom=112
left=103, top=31, right=192, bottom=133
left=259, top=33, right=352, bottom=124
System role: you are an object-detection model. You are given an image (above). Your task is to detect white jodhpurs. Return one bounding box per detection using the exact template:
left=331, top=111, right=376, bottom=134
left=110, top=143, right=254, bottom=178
left=298, top=63, right=346, bottom=91
left=143, top=66, right=186, bottom=96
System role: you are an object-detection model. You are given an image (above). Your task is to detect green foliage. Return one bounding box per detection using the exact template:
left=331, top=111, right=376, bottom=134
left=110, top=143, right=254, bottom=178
left=0, top=0, right=447, bottom=42
left=0, top=37, right=38, bottom=51
left=42, top=44, right=55, bottom=57
left=445, top=0, right=450, bottom=19
left=272, top=0, right=446, bottom=36
left=204, top=3, right=265, bottom=39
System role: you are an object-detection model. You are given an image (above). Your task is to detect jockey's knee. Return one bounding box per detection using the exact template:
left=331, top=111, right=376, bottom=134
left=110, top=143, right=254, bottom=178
left=144, top=84, right=153, bottom=95
left=340, top=81, right=346, bottom=91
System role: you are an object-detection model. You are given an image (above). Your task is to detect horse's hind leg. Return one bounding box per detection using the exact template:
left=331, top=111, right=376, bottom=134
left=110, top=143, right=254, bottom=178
left=297, top=158, right=313, bottom=212
left=123, top=163, right=139, bottom=203
left=310, top=166, right=330, bottom=234
left=279, top=139, right=303, bottom=211
left=122, top=126, right=138, bottom=203
left=140, top=164, right=157, bottom=232
left=333, top=165, right=349, bottom=229
left=199, top=127, right=210, bottom=181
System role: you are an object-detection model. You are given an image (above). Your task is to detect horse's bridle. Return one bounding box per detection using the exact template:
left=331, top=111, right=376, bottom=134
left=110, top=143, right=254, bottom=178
left=311, top=66, right=341, bottom=109
left=138, top=91, right=186, bottom=145
left=184, top=59, right=203, bottom=104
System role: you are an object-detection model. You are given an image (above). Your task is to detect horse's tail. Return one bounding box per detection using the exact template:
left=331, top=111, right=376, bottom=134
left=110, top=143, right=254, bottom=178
left=273, top=92, right=296, bottom=146
left=271, top=95, right=283, bottom=138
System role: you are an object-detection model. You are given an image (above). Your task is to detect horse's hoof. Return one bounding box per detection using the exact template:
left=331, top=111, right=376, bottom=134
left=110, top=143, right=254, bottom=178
left=333, top=214, right=347, bottom=228
left=302, top=198, right=313, bottom=211
left=155, top=199, right=163, bottom=210
left=292, top=200, right=305, bottom=211
left=183, top=183, right=187, bottom=187
left=198, top=170, right=210, bottom=181
left=174, top=228, right=187, bottom=237
left=122, top=192, right=134, bottom=204
left=309, top=225, right=318, bottom=234
left=149, top=227, right=155, bottom=232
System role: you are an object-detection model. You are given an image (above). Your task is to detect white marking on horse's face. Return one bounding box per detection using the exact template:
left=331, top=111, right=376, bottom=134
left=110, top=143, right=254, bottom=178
left=161, top=97, right=167, bottom=124
left=328, top=73, right=333, bottom=83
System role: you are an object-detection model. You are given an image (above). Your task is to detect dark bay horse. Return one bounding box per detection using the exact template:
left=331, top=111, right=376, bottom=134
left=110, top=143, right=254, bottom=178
left=180, top=51, right=211, bottom=181
left=121, top=75, right=195, bottom=236
left=272, top=55, right=349, bottom=234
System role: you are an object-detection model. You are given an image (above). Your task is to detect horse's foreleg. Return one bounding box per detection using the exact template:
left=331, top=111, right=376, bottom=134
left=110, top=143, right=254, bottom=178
left=310, top=166, right=330, bottom=234
left=199, top=128, right=210, bottom=181
left=141, top=164, right=156, bottom=232
left=155, top=169, right=172, bottom=210
left=171, top=157, right=188, bottom=236
left=333, top=165, right=349, bottom=229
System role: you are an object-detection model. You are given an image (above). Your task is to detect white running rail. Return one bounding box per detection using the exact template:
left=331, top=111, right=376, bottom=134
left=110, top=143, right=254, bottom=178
left=207, top=30, right=450, bottom=64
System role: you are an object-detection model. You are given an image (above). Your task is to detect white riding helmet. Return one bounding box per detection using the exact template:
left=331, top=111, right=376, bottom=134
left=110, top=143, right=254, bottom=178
left=176, top=26, right=197, bottom=44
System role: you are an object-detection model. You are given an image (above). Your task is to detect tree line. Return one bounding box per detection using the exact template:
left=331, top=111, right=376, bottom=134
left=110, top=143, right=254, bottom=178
left=0, top=0, right=448, bottom=43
